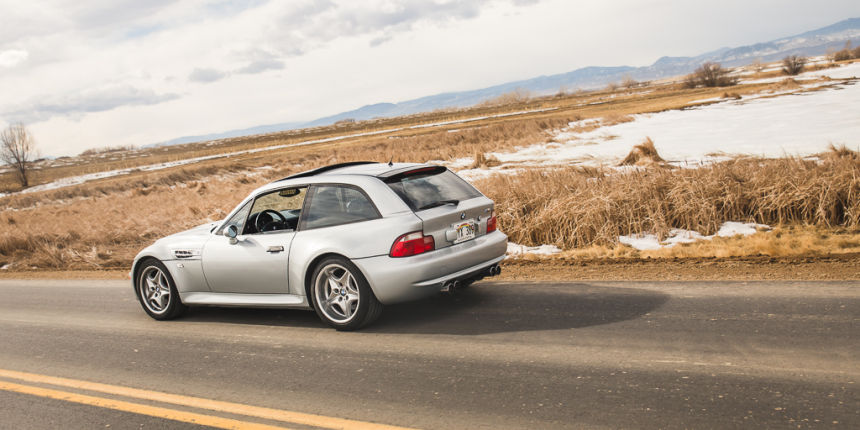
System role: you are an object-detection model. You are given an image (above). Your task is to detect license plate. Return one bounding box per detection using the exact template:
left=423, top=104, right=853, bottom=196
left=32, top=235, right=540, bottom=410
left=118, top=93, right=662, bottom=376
left=454, top=221, right=476, bottom=244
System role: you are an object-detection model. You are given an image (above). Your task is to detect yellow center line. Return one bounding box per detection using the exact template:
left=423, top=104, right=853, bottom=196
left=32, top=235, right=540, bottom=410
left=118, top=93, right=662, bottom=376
left=0, top=368, right=415, bottom=430
left=0, top=380, right=292, bottom=430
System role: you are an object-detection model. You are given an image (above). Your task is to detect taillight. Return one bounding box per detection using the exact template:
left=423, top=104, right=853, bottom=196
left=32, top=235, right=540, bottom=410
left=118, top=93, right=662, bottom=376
left=486, top=212, right=497, bottom=233
left=390, top=231, right=435, bottom=257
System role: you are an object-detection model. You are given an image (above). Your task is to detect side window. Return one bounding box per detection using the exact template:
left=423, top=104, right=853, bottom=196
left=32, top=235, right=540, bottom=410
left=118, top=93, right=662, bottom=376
left=217, top=200, right=252, bottom=235
left=302, top=185, right=380, bottom=230
left=245, top=187, right=308, bottom=234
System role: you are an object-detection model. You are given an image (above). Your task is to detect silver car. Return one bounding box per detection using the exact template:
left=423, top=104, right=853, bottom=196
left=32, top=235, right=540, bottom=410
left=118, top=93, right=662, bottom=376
left=131, top=162, right=508, bottom=330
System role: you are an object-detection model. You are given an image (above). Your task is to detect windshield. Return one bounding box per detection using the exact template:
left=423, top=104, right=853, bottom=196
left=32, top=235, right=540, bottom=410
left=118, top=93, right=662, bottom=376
left=386, top=169, right=482, bottom=211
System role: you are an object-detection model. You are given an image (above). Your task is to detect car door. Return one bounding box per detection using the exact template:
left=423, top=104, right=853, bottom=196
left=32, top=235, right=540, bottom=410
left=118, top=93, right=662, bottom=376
left=201, top=187, right=307, bottom=294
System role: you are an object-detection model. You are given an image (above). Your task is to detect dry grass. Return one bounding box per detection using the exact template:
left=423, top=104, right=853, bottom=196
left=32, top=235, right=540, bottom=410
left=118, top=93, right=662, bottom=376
left=825, top=143, right=859, bottom=161
left=477, top=154, right=860, bottom=250
left=470, top=152, right=501, bottom=169
left=618, top=137, right=666, bottom=166
left=1, top=65, right=854, bottom=270
left=775, top=78, right=801, bottom=90
left=511, top=225, right=860, bottom=261
left=601, top=113, right=635, bottom=126
left=639, top=225, right=860, bottom=259
left=4, top=127, right=856, bottom=271
left=476, top=89, right=532, bottom=107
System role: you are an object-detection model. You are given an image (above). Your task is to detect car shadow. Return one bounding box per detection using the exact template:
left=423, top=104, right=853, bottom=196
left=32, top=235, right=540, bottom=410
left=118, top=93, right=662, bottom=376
left=180, top=282, right=669, bottom=335
left=181, top=306, right=321, bottom=328
left=364, top=282, right=669, bottom=335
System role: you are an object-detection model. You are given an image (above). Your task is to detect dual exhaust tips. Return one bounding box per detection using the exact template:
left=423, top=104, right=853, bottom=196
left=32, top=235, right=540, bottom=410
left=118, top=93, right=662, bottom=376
left=441, top=264, right=501, bottom=293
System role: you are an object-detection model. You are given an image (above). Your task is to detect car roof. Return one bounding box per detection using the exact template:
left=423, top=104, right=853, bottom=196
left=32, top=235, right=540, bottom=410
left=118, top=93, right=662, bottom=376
left=275, top=161, right=427, bottom=182
left=231, top=162, right=446, bottom=218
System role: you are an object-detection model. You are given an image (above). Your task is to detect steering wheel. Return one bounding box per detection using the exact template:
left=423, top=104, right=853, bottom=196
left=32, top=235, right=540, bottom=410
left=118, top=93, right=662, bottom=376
left=255, top=209, right=288, bottom=232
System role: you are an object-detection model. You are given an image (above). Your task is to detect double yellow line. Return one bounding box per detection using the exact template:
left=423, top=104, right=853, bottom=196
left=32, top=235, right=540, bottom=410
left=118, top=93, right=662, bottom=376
left=0, top=368, right=414, bottom=430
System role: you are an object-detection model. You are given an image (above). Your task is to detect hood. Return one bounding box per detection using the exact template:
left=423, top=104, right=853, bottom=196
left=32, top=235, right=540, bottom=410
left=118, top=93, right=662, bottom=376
left=152, top=221, right=221, bottom=260
left=160, top=221, right=219, bottom=241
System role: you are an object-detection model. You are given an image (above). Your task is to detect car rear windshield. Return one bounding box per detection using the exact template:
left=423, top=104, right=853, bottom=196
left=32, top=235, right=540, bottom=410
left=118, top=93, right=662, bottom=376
left=385, top=168, right=482, bottom=211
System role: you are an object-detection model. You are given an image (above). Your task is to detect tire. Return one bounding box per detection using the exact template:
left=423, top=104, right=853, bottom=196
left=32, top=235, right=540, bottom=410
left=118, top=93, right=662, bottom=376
left=310, top=256, right=382, bottom=330
left=135, top=259, right=186, bottom=320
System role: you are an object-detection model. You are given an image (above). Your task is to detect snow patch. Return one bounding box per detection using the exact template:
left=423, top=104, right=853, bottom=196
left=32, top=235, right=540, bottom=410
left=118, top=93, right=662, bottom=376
left=452, top=78, right=859, bottom=174
left=717, top=221, right=770, bottom=237
left=804, top=61, right=860, bottom=80
left=506, top=242, right=562, bottom=256
left=619, top=222, right=771, bottom=251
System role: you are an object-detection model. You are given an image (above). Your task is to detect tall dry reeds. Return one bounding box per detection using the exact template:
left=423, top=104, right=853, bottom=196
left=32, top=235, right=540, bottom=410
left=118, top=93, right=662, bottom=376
left=477, top=155, right=860, bottom=249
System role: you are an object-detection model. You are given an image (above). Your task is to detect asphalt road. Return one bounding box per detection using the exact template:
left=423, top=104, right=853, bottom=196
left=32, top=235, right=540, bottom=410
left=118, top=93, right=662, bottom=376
left=0, top=279, right=857, bottom=429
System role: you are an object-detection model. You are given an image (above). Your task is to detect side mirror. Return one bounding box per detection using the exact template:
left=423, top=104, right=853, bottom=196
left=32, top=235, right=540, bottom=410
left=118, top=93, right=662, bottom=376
left=225, top=225, right=239, bottom=244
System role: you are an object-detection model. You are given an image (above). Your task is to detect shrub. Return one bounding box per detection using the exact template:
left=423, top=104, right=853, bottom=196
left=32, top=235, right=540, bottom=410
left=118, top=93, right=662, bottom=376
left=619, top=137, right=665, bottom=166
left=621, top=75, right=638, bottom=89
left=476, top=89, right=532, bottom=107
left=832, top=49, right=852, bottom=62
left=781, top=55, right=807, bottom=75
left=831, top=42, right=853, bottom=62
left=685, top=62, right=737, bottom=88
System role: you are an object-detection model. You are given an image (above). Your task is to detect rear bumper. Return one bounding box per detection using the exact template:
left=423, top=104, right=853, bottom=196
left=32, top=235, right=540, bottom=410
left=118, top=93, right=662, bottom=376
left=352, top=230, right=508, bottom=305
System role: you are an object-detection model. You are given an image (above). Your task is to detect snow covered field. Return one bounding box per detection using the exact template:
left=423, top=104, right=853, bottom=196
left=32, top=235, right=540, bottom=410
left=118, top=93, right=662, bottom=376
left=454, top=62, right=860, bottom=179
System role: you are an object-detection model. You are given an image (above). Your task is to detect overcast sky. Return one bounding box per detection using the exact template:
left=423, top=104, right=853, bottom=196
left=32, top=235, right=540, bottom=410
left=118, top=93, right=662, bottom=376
left=1, top=0, right=859, bottom=156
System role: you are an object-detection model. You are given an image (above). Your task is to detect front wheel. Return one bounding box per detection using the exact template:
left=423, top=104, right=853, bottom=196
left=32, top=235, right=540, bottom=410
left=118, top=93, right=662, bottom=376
left=310, top=257, right=382, bottom=330
left=135, top=259, right=186, bottom=320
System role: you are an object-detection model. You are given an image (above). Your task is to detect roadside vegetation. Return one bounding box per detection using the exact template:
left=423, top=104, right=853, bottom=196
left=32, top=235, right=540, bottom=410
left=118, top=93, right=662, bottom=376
left=479, top=145, right=859, bottom=251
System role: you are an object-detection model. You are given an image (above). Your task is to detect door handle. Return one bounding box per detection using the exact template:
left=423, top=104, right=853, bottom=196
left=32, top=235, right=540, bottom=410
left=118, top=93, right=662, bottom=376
left=267, top=246, right=284, bottom=253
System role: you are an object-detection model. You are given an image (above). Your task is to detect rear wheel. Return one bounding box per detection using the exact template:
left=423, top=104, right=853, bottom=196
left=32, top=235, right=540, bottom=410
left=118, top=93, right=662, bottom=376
left=135, top=259, right=186, bottom=320
left=310, top=257, right=382, bottom=330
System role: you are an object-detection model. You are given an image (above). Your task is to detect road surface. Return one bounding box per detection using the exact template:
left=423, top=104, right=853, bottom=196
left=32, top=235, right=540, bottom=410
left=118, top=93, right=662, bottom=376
left=0, top=279, right=857, bottom=429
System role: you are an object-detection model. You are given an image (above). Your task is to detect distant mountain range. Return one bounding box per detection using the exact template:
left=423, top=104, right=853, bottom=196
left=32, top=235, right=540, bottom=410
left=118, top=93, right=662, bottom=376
left=158, top=17, right=860, bottom=147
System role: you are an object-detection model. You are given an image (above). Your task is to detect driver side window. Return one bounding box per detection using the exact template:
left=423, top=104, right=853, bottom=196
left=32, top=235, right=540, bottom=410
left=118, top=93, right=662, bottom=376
left=245, top=187, right=308, bottom=234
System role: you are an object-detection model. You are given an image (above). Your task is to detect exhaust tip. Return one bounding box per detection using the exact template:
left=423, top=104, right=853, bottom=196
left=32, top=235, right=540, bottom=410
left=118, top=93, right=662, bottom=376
left=494, top=265, right=502, bottom=276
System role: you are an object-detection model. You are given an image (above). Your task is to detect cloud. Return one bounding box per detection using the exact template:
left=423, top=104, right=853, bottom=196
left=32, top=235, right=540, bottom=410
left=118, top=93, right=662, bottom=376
left=188, top=67, right=228, bottom=83
left=268, top=0, right=525, bottom=56
left=0, top=49, right=29, bottom=68
left=236, top=58, right=285, bottom=74
left=232, top=48, right=287, bottom=74
left=3, top=85, right=180, bottom=124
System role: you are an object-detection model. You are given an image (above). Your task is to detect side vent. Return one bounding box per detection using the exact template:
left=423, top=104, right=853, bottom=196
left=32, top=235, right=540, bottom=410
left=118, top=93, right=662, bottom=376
left=173, top=249, right=199, bottom=259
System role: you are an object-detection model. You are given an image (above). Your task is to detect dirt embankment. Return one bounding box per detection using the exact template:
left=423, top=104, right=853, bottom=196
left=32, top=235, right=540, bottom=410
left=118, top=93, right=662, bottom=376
left=2, top=254, right=857, bottom=282
left=499, top=254, right=860, bottom=281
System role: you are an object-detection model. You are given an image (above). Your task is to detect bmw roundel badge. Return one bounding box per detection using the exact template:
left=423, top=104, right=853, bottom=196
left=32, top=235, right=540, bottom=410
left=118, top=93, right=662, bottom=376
left=460, top=212, right=466, bottom=220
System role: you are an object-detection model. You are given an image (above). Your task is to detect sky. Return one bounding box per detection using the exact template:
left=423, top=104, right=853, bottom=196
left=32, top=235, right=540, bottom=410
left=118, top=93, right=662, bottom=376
left=1, top=0, right=859, bottom=157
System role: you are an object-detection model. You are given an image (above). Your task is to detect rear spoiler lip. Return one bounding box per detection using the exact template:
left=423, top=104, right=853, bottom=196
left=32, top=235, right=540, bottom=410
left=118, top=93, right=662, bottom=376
left=378, top=165, right=447, bottom=182
left=275, top=161, right=380, bottom=182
